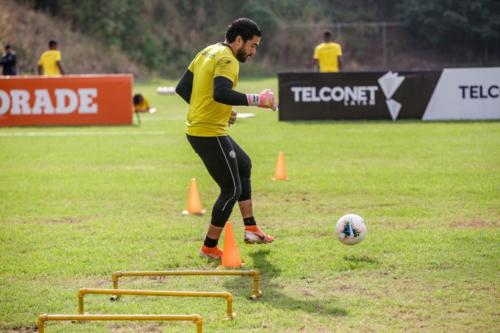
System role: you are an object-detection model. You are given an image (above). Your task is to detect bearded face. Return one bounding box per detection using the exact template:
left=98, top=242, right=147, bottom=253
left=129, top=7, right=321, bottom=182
left=235, top=36, right=260, bottom=63
left=236, top=46, right=249, bottom=63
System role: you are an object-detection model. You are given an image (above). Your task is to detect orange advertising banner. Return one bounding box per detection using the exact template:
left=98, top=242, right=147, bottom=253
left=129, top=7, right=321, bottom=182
left=0, top=74, right=133, bottom=126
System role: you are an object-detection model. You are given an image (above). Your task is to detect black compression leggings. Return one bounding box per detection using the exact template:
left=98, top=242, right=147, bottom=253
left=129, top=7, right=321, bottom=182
left=187, top=134, right=252, bottom=227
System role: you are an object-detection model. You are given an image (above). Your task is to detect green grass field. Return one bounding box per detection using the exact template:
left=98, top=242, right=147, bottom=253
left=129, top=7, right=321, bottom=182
left=1, top=78, right=499, bottom=332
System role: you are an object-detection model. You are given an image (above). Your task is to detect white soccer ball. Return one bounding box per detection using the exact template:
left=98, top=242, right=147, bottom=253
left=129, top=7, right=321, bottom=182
left=335, top=214, right=367, bottom=245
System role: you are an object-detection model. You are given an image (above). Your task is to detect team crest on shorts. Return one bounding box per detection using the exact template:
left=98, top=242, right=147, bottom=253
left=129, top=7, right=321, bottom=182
left=229, top=150, right=236, bottom=158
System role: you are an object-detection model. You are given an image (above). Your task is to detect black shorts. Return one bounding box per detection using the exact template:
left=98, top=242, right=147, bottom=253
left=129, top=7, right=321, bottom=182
left=187, top=134, right=252, bottom=227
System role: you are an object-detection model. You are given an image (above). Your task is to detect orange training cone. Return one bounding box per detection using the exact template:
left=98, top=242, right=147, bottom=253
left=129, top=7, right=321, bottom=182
left=222, top=222, right=242, bottom=268
left=182, top=178, right=206, bottom=215
left=273, top=151, right=288, bottom=181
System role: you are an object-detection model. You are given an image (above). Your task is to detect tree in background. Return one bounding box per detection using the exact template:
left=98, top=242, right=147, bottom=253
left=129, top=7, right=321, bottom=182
left=398, top=0, right=500, bottom=64
left=17, top=0, right=500, bottom=75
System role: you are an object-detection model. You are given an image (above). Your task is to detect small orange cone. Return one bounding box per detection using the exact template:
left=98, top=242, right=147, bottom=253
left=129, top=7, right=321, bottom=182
left=222, top=222, right=242, bottom=268
left=273, top=151, right=288, bottom=181
left=182, top=178, right=206, bottom=215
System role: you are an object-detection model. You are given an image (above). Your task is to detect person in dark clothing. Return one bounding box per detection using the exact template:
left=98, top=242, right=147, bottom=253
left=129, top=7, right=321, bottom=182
left=0, top=44, right=17, bottom=76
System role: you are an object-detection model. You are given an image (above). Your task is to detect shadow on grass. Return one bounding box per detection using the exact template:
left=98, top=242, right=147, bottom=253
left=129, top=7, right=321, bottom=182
left=343, top=255, right=380, bottom=264
left=224, top=249, right=348, bottom=317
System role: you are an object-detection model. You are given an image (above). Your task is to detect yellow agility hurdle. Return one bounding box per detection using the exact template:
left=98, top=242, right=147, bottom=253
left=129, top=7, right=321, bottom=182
left=78, top=288, right=234, bottom=319
left=111, top=269, right=262, bottom=300
left=37, top=314, right=203, bottom=333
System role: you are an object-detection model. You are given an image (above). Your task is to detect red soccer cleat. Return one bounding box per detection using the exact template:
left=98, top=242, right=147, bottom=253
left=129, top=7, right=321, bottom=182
left=199, top=245, right=223, bottom=259
left=244, top=226, right=274, bottom=244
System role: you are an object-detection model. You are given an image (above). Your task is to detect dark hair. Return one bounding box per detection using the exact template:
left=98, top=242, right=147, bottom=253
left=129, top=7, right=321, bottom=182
left=5, top=44, right=11, bottom=50
left=133, top=94, right=144, bottom=105
left=324, top=31, right=332, bottom=39
left=49, top=40, right=57, bottom=48
left=225, top=18, right=262, bottom=43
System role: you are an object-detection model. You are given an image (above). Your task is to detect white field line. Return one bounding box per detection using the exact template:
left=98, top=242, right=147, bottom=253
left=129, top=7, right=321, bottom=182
left=140, top=116, right=185, bottom=121
left=0, top=131, right=166, bottom=137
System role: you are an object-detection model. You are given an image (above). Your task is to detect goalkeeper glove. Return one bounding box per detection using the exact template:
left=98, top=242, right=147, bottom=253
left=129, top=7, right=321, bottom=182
left=246, top=89, right=277, bottom=111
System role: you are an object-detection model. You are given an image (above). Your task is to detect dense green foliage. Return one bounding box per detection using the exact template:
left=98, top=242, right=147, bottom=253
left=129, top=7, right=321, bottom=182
left=16, top=1, right=500, bottom=75
left=398, top=0, right=500, bottom=61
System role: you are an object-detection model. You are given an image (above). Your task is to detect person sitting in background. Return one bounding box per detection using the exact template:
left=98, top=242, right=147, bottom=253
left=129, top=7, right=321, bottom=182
left=37, top=40, right=64, bottom=76
left=133, top=94, right=152, bottom=113
left=0, top=44, right=17, bottom=76
left=313, top=31, right=342, bottom=72
left=132, top=93, right=156, bottom=126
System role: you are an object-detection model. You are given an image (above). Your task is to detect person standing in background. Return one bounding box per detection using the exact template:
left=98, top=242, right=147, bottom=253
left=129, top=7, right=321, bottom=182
left=38, top=40, right=64, bottom=76
left=0, top=44, right=17, bottom=76
left=313, top=31, right=342, bottom=72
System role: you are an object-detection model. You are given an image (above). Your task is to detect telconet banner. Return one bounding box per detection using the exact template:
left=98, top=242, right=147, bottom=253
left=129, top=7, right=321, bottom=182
left=278, top=68, right=500, bottom=121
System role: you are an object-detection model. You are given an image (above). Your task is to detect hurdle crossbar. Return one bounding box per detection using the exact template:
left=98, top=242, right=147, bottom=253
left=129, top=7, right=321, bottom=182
left=37, top=314, right=203, bottom=333
left=111, top=269, right=262, bottom=300
left=78, top=288, right=234, bottom=319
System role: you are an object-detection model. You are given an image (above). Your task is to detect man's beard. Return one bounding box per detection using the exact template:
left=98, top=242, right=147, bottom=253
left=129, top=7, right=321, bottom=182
left=236, top=47, right=248, bottom=63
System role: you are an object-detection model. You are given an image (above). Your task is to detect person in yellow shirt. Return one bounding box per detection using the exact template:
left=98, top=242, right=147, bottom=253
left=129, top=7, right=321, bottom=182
left=313, top=31, right=342, bottom=72
left=133, top=94, right=151, bottom=113
left=176, top=18, right=276, bottom=260
left=132, top=93, right=157, bottom=125
left=37, top=40, right=64, bottom=76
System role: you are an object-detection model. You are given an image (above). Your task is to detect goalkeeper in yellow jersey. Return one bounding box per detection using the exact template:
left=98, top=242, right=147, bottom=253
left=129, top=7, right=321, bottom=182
left=176, top=18, right=276, bottom=260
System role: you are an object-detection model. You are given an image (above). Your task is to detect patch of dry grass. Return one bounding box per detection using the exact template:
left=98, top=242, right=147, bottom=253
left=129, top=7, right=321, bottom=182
left=0, top=0, right=144, bottom=76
